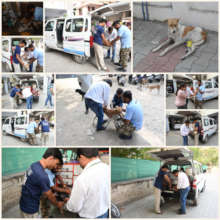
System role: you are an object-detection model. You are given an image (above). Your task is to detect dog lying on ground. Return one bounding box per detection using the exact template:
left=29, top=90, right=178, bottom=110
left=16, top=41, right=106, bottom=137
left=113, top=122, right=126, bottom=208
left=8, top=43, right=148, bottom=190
left=152, top=18, right=207, bottom=60
left=146, top=84, right=161, bottom=94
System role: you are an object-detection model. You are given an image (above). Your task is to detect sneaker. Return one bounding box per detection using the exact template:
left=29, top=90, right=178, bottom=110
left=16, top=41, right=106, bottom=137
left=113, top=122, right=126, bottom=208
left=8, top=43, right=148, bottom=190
left=85, top=109, right=89, bottom=115
left=119, top=134, right=132, bottom=139
left=114, top=62, right=121, bottom=66
left=97, top=126, right=106, bottom=131
left=178, top=210, right=186, bottom=215
left=116, top=67, right=127, bottom=72
left=105, top=56, right=110, bottom=59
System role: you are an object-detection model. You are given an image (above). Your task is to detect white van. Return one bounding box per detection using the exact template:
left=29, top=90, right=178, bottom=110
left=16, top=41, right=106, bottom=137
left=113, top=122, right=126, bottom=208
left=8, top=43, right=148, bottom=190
left=200, top=116, right=217, bottom=143
left=45, top=2, right=130, bottom=64
left=193, top=79, right=218, bottom=101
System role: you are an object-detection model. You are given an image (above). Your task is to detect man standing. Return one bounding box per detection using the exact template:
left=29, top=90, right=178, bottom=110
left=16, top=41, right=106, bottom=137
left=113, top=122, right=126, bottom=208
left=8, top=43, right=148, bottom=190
left=20, top=148, right=64, bottom=218
left=26, top=117, right=38, bottom=145
left=118, top=91, right=143, bottom=139
left=28, top=44, right=43, bottom=72
left=85, top=79, right=112, bottom=131
left=10, top=84, right=21, bottom=109
left=66, top=148, right=109, bottom=218
left=45, top=79, right=54, bottom=108
left=22, top=84, right=33, bottom=109
left=13, top=40, right=26, bottom=72
left=193, top=119, right=200, bottom=146
left=153, top=165, right=172, bottom=214
left=112, top=21, right=131, bottom=72
left=195, top=80, right=205, bottom=109
left=105, top=26, right=117, bottom=62
left=93, top=18, right=110, bottom=71
left=180, top=120, right=191, bottom=146
left=38, top=117, right=50, bottom=146
left=173, top=170, right=190, bottom=215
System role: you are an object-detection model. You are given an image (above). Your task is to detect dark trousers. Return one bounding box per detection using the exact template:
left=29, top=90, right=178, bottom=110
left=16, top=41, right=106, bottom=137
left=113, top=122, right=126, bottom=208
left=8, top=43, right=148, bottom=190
left=85, top=98, right=103, bottom=130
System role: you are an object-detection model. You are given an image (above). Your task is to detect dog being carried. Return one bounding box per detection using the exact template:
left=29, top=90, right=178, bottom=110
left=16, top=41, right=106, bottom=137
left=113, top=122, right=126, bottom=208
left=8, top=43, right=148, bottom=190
left=152, top=18, right=207, bottom=60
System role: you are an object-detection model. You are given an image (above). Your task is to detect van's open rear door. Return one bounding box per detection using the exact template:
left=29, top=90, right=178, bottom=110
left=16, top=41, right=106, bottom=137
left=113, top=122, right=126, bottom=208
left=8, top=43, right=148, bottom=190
left=150, top=148, right=193, bottom=161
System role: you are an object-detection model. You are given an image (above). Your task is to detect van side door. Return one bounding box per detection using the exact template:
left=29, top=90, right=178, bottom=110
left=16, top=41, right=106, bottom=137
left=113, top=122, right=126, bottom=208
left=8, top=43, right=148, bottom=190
left=3, top=118, right=11, bottom=133
left=15, top=116, right=27, bottom=139
left=63, top=17, right=91, bottom=57
left=203, top=81, right=215, bottom=101
left=45, top=19, right=57, bottom=49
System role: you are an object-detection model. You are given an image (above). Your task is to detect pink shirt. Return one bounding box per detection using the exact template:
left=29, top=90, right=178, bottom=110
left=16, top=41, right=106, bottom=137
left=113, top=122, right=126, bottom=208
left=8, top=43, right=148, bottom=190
left=175, top=90, right=187, bottom=107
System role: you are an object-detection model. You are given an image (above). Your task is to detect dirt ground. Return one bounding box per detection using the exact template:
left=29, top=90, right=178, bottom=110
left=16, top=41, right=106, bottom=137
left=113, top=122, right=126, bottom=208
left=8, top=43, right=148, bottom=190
left=56, top=75, right=165, bottom=146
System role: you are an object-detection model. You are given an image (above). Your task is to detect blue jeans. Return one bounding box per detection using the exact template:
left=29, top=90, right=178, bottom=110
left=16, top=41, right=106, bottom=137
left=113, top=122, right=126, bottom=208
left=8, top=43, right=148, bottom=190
left=45, top=94, right=53, bottom=106
left=85, top=98, right=103, bottom=130
left=183, top=136, right=188, bottom=146
left=26, top=95, right=33, bottom=109
left=179, top=186, right=190, bottom=213
left=97, top=210, right=109, bottom=218
left=29, top=63, right=33, bottom=72
left=107, top=44, right=116, bottom=61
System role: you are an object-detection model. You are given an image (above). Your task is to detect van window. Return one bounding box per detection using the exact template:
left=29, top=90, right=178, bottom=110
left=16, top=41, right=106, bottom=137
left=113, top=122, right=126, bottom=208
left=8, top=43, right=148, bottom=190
left=4, top=119, right=10, bottom=124
left=205, top=81, right=212, bottom=89
left=214, top=120, right=216, bottom=125
left=2, top=40, right=9, bottom=52
left=16, top=117, right=25, bottom=125
left=45, top=21, right=55, bottom=31
left=204, top=119, right=209, bottom=126
left=210, top=119, right=213, bottom=125
left=214, top=83, right=218, bottom=88
left=65, top=18, right=84, bottom=32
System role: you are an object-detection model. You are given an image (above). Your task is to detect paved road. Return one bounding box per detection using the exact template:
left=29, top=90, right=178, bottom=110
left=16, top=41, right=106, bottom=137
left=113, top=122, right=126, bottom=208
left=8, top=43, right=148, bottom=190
left=45, top=42, right=131, bottom=73
left=133, top=19, right=218, bottom=72
left=166, top=94, right=218, bottom=110
left=56, top=75, right=164, bottom=146
left=2, top=130, right=55, bottom=146
left=166, top=130, right=218, bottom=146
left=120, top=170, right=219, bottom=218
left=2, top=91, right=54, bottom=110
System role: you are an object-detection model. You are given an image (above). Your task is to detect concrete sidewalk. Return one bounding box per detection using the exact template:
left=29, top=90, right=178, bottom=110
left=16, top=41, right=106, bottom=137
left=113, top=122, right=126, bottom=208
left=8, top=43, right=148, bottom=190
left=134, top=19, right=218, bottom=72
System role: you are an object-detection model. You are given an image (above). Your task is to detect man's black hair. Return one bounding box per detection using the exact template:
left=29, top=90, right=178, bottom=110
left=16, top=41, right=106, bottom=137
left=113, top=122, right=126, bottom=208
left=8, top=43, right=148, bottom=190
left=20, top=40, right=27, bottom=46
left=43, top=148, right=63, bottom=165
left=123, top=90, right=132, bottom=100
left=41, top=117, right=45, bottom=121
left=116, top=88, right=123, bottom=95
left=16, top=84, right=21, bottom=88
left=185, top=120, right=190, bottom=124
left=99, top=18, right=107, bottom=24
left=112, top=20, right=121, bottom=26
left=77, top=148, right=99, bottom=158
left=179, top=84, right=185, bottom=89
left=28, top=44, right=34, bottom=49
left=103, top=79, right=112, bottom=87
left=172, top=169, right=179, bottom=175
left=108, top=27, right=113, bottom=32
left=161, top=164, right=169, bottom=169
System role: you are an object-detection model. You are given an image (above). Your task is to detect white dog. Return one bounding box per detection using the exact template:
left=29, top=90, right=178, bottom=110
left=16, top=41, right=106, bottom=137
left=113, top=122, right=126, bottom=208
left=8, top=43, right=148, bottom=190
left=152, top=18, right=207, bottom=60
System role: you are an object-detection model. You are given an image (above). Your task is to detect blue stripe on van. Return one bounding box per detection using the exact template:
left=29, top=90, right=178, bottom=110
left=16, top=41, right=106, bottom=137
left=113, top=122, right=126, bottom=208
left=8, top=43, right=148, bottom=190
left=14, top=133, right=27, bottom=139
left=64, top=48, right=85, bottom=56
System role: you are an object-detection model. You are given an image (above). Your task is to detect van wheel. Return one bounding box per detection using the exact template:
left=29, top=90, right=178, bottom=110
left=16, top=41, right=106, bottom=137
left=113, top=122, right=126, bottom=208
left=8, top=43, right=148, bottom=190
left=193, top=190, right=199, bottom=206
left=3, top=130, right=7, bottom=136
left=73, top=55, right=86, bottom=64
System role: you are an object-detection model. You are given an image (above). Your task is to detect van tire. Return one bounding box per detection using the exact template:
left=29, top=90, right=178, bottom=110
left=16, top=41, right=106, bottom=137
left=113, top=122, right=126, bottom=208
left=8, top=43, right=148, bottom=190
left=3, top=130, right=7, bottom=136
left=193, top=190, right=199, bottom=206
left=73, top=55, right=86, bottom=64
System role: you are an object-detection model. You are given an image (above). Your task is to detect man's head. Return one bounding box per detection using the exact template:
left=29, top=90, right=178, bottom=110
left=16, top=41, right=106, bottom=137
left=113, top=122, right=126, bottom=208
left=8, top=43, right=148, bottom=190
left=28, top=44, right=35, bottom=52
left=108, top=26, right=113, bottom=34
left=99, top=18, right=107, bottom=27
left=41, top=117, right=45, bottom=121
left=15, top=84, right=20, bottom=89
left=122, top=90, right=132, bottom=103
left=198, top=80, right=202, bottom=86
left=116, top=88, right=123, bottom=98
left=103, top=79, right=112, bottom=87
left=185, top=120, right=190, bottom=126
left=112, top=20, right=121, bottom=30
left=42, top=148, right=63, bottom=170
left=172, top=169, right=179, bottom=177
left=19, top=40, right=27, bottom=48
left=76, top=148, right=99, bottom=169
left=161, top=164, right=169, bottom=172
left=180, top=84, right=186, bottom=90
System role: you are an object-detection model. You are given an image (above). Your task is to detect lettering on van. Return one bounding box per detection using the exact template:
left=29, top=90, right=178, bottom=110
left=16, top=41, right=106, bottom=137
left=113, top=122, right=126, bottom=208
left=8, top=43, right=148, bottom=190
left=66, top=37, right=84, bottom=41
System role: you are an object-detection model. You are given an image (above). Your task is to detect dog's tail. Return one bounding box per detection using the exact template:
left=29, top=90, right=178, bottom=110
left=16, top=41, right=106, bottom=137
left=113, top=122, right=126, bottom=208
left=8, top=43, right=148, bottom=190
left=201, top=31, right=207, bottom=41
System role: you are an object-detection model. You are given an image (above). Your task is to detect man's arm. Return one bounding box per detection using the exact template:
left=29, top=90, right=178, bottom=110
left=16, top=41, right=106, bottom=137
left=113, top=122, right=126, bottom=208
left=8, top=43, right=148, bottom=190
left=101, top=33, right=111, bottom=46
left=16, top=54, right=24, bottom=66
left=29, top=57, right=36, bottom=64
left=103, top=87, right=110, bottom=107
left=44, top=189, right=64, bottom=211
left=164, top=174, right=172, bottom=188
left=111, top=36, right=120, bottom=45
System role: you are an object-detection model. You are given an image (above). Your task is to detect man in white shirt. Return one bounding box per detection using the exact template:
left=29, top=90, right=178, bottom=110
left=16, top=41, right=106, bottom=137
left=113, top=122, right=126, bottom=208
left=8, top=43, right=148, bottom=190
left=65, top=148, right=110, bottom=218
left=173, top=170, right=190, bottom=214
left=22, top=84, right=33, bottom=109
left=85, top=79, right=112, bottom=131
left=180, top=120, right=190, bottom=146
left=186, top=85, right=194, bottom=109
left=105, top=27, right=117, bottom=62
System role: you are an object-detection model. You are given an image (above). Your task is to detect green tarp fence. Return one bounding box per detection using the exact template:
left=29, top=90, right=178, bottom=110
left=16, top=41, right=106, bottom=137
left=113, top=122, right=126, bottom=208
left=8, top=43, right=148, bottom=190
left=111, top=157, right=161, bottom=183
left=2, top=148, right=47, bottom=176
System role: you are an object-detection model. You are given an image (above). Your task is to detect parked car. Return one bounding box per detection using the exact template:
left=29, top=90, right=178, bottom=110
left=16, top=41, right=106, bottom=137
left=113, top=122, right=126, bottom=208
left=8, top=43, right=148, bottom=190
left=151, top=148, right=207, bottom=206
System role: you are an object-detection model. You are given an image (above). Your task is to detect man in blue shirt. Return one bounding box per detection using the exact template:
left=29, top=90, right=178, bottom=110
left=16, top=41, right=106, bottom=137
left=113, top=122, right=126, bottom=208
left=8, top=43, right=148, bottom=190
left=13, top=40, right=27, bottom=72
left=20, top=148, right=64, bottom=218
left=117, top=91, right=143, bottom=139
left=154, top=165, right=171, bottom=214
left=10, top=84, right=21, bottom=109
left=93, top=18, right=110, bottom=71
left=195, top=80, right=205, bottom=109
left=45, top=79, right=54, bottom=108
left=111, top=21, right=131, bottom=72
left=38, top=117, right=50, bottom=146
left=28, top=44, right=43, bottom=72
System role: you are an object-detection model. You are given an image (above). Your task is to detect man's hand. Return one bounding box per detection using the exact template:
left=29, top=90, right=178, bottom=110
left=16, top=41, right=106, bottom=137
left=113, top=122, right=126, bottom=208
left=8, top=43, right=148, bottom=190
left=64, top=197, right=69, bottom=203
left=64, top=188, right=71, bottom=194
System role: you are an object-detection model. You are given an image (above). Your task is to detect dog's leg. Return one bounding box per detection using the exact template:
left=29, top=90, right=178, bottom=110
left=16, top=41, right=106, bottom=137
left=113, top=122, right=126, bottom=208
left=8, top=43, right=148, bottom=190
left=152, top=39, right=173, bottom=52
left=159, top=41, right=184, bottom=56
left=181, top=46, right=196, bottom=60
